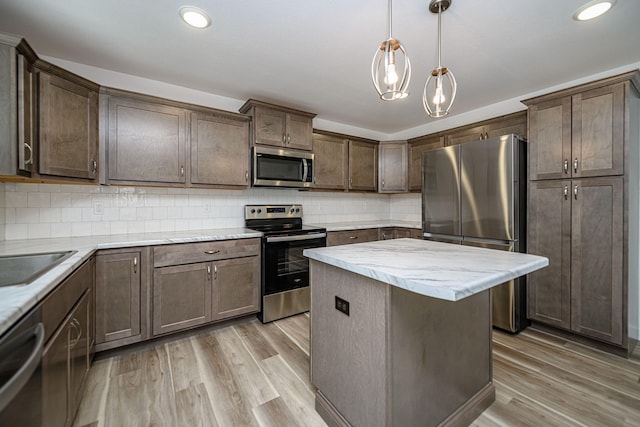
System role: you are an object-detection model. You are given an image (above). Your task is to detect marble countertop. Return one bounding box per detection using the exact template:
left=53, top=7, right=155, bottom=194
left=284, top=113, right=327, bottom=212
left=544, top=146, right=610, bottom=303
left=319, top=220, right=421, bottom=232
left=0, top=228, right=261, bottom=337
left=304, top=238, right=548, bottom=301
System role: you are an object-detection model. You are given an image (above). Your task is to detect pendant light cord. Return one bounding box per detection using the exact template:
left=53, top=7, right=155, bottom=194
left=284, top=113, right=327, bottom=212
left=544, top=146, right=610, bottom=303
left=388, top=0, right=393, bottom=38
left=437, top=2, right=442, bottom=68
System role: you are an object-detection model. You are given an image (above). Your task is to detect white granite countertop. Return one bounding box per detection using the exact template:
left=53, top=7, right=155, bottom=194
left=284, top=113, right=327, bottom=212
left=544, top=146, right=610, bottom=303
left=304, top=238, right=548, bottom=301
left=319, top=220, right=421, bottom=232
left=0, top=228, right=261, bottom=337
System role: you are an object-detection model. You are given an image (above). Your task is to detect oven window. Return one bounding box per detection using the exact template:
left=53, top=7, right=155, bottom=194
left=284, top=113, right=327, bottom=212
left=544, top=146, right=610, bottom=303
left=263, top=238, right=325, bottom=295
left=257, top=155, right=302, bottom=181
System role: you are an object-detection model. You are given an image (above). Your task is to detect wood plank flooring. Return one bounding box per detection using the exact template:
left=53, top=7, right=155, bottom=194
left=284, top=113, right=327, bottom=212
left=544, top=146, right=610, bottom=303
left=74, top=314, right=640, bottom=426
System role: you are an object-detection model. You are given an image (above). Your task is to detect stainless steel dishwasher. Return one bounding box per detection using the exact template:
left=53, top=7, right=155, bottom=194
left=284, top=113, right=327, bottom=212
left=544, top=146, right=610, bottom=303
left=0, top=306, right=44, bottom=425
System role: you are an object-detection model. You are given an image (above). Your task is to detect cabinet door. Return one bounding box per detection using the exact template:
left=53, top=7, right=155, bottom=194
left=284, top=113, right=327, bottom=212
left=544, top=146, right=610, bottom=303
left=42, top=317, right=70, bottom=427
left=379, top=142, right=407, bottom=193
left=313, top=133, right=347, bottom=190
left=254, top=106, right=286, bottom=147
left=571, top=177, right=623, bottom=344
left=527, top=180, right=571, bottom=330
left=408, top=135, right=443, bottom=192
left=153, top=262, right=211, bottom=335
left=212, top=256, right=260, bottom=321
left=348, top=140, right=377, bottom=191
left=95, top=251, right=141, bottom=344
left=38, top=71, right=98, bottom=179
left=286, top=113, right=313, bottom=150
left=528, top=96, right=572, bottom=181
left=485, top=112, right=527, bottom=139
left=108, top=97, right=187, bottom=184
left=68, top=292, right=90, bottom=422
left=445, top=124, right=485, bottom=146
left=190, top=112, right=249, bottom=187
left=572, top=84, right=624, bottom=178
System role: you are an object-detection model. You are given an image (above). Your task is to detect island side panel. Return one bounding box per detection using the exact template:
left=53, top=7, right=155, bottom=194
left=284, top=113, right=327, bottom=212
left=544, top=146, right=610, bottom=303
left=310, top=260, right=390, bottom=427
left=390, top=287, right=494, bottom=427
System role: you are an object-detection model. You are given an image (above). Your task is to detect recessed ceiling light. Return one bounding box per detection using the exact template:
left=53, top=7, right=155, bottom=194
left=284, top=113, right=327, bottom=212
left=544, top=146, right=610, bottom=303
left=573, top=0, right=616, bottom=21
left=179, top=6, right=211, bottom=29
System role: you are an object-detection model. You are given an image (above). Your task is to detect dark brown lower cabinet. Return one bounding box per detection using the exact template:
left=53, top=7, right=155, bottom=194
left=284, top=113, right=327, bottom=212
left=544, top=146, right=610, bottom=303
left=528, top=177, right=624, bottom=347
left=95, top=248, right=148, bottom=351
left=151, top=238, right=261, bottom=337
left=42, top=290, right=90, bottom=427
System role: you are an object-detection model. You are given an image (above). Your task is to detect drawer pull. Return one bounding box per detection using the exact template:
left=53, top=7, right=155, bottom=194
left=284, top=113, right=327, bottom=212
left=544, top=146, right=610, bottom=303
left=349, top=236, right=358, bottom=240
left=204, top=250, right=221, bottom=255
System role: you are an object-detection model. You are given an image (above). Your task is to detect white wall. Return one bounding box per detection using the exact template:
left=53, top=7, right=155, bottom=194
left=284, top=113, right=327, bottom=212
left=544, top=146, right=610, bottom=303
left=2, top=183, right=393, bottom=239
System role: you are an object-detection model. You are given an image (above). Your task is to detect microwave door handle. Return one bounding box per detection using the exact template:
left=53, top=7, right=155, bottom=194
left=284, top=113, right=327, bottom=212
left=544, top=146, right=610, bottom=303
left=302, top=159, right=309, bottom=182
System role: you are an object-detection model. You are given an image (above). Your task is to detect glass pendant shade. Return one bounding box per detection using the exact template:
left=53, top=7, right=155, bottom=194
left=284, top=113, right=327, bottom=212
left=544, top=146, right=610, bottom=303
left=423, top=0, right=457, bottom=118
left=372, top=0, right=411, bottom=100
left=423, top=66, right=456, bottom=117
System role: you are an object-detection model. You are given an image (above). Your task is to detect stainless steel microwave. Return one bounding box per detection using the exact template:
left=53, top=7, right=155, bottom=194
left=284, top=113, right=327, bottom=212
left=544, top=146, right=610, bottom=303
left=253, top=146, right=314, bottom=188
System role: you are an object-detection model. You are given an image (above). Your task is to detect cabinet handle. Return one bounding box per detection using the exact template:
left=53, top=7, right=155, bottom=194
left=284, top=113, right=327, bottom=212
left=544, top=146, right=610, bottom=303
left=245, top=170, right=248, bottom=182
left=382, top=179, right=385, bottom=188
left=485, top=132, right=489, bottom=139
left=180, top=166, right=185, bottom=177
left=133, top=256, right=137, bottom=274
left=214, top=265, right=217, bottom=280
left=350, top=177, right=353, bottom=186
left=574, top=184, right=578, bottom=200
left=207, top=265, right=211, bottom=280
left=574, top=158, right=578, bottom=173
left=204, top=249, right=221, bottom=255
left=90, top=160, right=97, bottom=175
left=563, top=159, right=569, bottom=174
left=24, top=142, right=33, bottom=165
left=287, top=134, right=291, bottom=144
left=564, top=185, right=568, bottom=200
left=282, top=134, right=287, bottom=144
left=69, top=318, right=82, bottom=348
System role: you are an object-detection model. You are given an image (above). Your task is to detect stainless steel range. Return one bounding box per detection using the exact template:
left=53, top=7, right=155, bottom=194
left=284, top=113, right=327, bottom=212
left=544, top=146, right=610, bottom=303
left=245, top=204, right=326, bottom=323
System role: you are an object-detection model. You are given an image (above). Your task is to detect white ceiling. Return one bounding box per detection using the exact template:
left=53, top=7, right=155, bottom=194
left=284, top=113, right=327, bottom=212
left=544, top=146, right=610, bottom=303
left=1, top=0, right=639, bottom=138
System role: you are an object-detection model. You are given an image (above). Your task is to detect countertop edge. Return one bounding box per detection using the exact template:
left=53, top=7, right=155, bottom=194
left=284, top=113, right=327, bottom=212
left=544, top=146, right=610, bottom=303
left=0, top=228, right=263, bottom=337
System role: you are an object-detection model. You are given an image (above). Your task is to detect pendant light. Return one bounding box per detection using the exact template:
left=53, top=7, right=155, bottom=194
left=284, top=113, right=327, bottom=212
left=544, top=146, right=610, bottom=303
left=372, top=0, right=411, bottom=101
left=423, top=0, right=457, bottom=118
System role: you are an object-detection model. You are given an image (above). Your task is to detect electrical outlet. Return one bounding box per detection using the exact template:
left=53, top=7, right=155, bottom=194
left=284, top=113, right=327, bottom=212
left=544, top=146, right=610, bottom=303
left=335, top=296, right=350, bottom=316
left=93, top=201, right=104, bottom=215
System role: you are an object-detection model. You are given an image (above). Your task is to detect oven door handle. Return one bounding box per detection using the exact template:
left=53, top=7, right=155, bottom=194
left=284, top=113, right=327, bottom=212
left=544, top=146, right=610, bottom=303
left=266, top=232, right=326, bottom=243
left=0, top=322, right=44, bottom=413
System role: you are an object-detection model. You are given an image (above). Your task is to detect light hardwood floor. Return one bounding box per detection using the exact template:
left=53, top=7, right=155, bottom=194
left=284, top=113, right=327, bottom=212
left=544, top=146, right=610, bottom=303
left=74, top=314, right=640, bottom=427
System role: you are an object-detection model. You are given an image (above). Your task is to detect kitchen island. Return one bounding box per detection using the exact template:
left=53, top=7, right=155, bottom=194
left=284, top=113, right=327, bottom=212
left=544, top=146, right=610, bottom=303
left=304, top=238, right=548, bottom=427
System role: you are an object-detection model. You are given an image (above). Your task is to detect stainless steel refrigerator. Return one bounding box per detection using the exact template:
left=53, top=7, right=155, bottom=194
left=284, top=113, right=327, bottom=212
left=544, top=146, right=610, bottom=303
left=422, top=134, right=527, bottom=332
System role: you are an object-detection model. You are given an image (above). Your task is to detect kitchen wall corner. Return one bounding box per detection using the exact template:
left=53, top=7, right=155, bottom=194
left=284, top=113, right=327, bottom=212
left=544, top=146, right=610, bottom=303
left=389, top=193, right=421, bottom=223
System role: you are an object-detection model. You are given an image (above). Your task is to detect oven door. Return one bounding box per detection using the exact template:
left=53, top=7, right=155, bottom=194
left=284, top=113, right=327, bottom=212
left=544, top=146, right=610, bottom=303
left=263, top=233, right=326, bottom=295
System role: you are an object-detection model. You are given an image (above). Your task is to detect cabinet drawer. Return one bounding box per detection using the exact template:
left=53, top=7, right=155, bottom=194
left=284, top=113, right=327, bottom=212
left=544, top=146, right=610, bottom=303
left=327, top=229, right=379, bottom=246
left=42, top=259, right=93, bottom=343
left=153, top=238, right=260, bottom=267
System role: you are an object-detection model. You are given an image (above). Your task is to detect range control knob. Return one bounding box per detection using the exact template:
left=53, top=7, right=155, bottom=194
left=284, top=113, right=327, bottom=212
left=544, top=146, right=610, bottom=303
left=257, top=209, right=262, bottom=214
left=250, top=209, right=256, bottom=214
left=290, top=208, right=295, bottom=213
left=295, top=208, right=300, bottom=213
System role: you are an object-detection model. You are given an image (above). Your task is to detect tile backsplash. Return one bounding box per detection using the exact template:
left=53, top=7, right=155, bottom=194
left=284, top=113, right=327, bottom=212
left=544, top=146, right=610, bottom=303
left=2, top=183, right=421, bottom=240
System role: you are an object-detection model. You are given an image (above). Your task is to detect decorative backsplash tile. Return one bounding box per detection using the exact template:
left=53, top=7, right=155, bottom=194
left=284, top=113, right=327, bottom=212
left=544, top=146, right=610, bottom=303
left=1, top=183, right=421, bottom=240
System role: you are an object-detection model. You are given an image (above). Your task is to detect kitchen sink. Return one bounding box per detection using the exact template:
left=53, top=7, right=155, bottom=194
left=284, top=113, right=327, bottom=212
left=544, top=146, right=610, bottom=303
left=0, top=250, right=76, bottom=287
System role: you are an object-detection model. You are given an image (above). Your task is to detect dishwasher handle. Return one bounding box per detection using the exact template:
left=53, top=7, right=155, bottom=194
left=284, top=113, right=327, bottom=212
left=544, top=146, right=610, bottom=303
left=0, top=322, right=44, bottom=413
left=266, top=233, right=326, bottom=243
